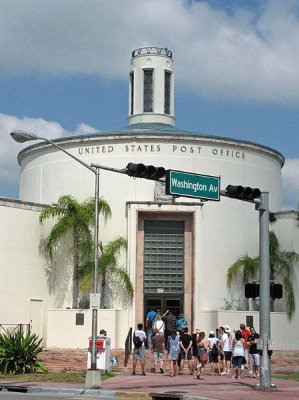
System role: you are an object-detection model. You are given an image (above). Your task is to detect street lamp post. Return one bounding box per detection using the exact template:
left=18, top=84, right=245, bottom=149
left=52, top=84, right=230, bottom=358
left=10, top=130, right=101, bottom=388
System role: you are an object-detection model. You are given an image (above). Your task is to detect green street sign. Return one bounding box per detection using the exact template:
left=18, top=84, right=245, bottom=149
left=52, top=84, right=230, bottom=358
left=166, top=170, right=220, bottom=201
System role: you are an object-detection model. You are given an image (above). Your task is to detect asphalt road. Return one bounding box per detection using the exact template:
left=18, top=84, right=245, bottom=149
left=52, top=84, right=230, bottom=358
left=0, top=393, right=100, bottom=400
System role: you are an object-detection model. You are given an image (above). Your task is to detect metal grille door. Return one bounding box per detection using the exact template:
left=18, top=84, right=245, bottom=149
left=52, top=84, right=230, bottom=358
left=144, top=220, right=184, bottom=294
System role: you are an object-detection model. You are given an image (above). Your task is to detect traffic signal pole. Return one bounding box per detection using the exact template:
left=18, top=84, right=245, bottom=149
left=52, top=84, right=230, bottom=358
left=257, top=192, right=275, bottom=391
left=221, top=186, right=276, bottom=391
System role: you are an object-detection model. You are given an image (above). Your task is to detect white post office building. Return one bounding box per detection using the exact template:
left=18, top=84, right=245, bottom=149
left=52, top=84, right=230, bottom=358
left=1, top=47, right=298, bottom=350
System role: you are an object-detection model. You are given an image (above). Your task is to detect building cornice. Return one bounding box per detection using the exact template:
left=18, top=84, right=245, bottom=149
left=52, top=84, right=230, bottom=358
left=0, top=197, right=46, bottom=210
left=17, top=126, right=285, bottom=167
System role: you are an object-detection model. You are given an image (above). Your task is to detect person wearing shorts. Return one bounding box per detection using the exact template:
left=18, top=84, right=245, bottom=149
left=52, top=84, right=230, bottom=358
left=167, top=330, right=180, bottom=377
left=232, top=330, right=245, bottom=379
left=208, top=331, right=221, bottom=375
left=179, top=327, right=193, bottom=374
left=248, top=327, right=260, bottom=378
left=132, top=323, right=146, bottom=376
left=196, top=331, right=209, bottom=380
left=219, top=326, right=232, bottom=375
left=152, top=328, right=165, bottom=373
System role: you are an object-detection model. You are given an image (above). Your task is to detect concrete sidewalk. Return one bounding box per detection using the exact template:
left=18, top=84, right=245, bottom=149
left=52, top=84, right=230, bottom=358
left=101, top=370, right=299, bottom=400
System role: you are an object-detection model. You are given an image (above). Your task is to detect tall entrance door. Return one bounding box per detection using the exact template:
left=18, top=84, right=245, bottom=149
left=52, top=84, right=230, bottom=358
left=143, top=220, right=185, bottom=319
left=144, top=295, right=183, bottom=319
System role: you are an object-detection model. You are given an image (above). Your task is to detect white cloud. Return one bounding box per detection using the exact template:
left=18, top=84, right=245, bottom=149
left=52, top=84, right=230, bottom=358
left=282, top=158, right=299, bottom=210
left=0, top=113, right=97, bottom=191
left=73, top=123, right=98, bottom=135
left=0, top=0, right=299, bottom=104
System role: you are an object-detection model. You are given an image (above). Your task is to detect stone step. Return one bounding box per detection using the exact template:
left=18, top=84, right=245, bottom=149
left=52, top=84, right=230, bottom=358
left=39, top=348, right=299, bottom=373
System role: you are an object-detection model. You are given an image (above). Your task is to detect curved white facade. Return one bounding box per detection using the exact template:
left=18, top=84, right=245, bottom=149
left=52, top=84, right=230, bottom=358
left=13, top=47, right=289, bottom=337
left=18, top=129, right=284, bottom=208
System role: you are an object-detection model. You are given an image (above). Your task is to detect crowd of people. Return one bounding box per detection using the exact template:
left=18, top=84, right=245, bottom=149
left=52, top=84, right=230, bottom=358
left=132, top=309, right=261, bottom=380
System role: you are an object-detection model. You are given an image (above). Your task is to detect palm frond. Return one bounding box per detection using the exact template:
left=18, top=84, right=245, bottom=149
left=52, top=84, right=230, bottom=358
left=110, top=267, right=134, bottom=299
left=79, top=262, right=93, bottom=293
left=269, top=231, right=280, bottom=263
left=283, top=277, right=296, bottom=319
left=42, top=219, right=72, bottom=259
left=227, top=255, right=258, bottom=287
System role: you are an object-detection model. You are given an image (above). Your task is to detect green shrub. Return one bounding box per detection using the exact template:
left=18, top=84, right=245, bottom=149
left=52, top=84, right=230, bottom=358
left=0, top=331, right=45, bottom=374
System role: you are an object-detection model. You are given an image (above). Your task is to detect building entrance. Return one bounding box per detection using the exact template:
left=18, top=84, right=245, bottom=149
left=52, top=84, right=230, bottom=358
left=136, top=213, right=193, bottom=328
left=144, top=295, right=183, bottom=320
left=143, top=219, right=184, bottom=322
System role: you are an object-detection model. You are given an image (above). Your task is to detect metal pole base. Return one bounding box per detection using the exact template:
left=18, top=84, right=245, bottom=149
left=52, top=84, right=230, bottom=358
left=85, top=369, right=102, bottom=389
left=254, top=383, right=277, bottom=392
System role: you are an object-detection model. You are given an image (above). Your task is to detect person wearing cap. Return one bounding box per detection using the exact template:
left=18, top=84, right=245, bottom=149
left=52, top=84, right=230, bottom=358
left=207, top=331, right=221, bottom=375
left=219, top=326, right=232, bottom=375
left=99, top=329, right=107, bottom=337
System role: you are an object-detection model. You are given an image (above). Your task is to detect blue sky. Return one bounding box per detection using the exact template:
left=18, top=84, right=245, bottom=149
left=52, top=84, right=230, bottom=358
left=0, top=0, right=298, bottom=209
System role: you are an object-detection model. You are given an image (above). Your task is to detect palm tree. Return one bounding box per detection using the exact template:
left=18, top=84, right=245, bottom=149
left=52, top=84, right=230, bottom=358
left=39, top=195, right=111, bottom=309
left=227, top=231, right=299, bottom=319
left=80, top=236, right=134, bottom=309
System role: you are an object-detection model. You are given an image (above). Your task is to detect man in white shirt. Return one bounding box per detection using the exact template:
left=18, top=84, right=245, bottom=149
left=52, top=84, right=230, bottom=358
left=132, top=323, right=147, bottom=376
left=219, top=325, right=232, bottom=375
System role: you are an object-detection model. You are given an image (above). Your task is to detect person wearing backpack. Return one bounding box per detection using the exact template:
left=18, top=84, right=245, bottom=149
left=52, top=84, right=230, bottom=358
left=207, top=331, right=221, bottom=375
left=132, top=323, right=147, bottom=376
left=145, top=308, right=157, bottom=349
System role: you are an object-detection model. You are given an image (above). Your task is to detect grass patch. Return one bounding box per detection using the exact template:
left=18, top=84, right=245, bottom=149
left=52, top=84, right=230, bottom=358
left=273, top=373, right=299, bottom=381
left=0, top=371, right=115, bottom=384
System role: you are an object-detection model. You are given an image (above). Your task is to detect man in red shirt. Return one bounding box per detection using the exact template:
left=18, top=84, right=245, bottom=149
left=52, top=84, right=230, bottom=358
left=240, top=323, right=251, bottom=375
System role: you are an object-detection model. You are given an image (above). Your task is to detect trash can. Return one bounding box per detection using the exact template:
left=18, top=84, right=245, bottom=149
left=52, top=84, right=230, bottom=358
left=87, top=337, right=111, bottom=372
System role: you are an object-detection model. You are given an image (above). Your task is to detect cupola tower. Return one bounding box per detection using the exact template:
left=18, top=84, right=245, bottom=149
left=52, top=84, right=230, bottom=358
left=128, top=47, right=175, bottom=126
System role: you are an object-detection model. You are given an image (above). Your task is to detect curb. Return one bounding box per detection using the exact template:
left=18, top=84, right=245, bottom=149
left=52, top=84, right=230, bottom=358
left=29, top=386, right=85, bottom=395
left=28, top=386, right=150, bottom=399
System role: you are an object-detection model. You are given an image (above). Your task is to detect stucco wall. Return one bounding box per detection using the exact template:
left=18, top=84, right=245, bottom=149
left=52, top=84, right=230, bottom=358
left=0, top=200, right=48, bottom=344
left=201, top=310, right=299, bottom=350
left=46, top=309, right=129, bottom=349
